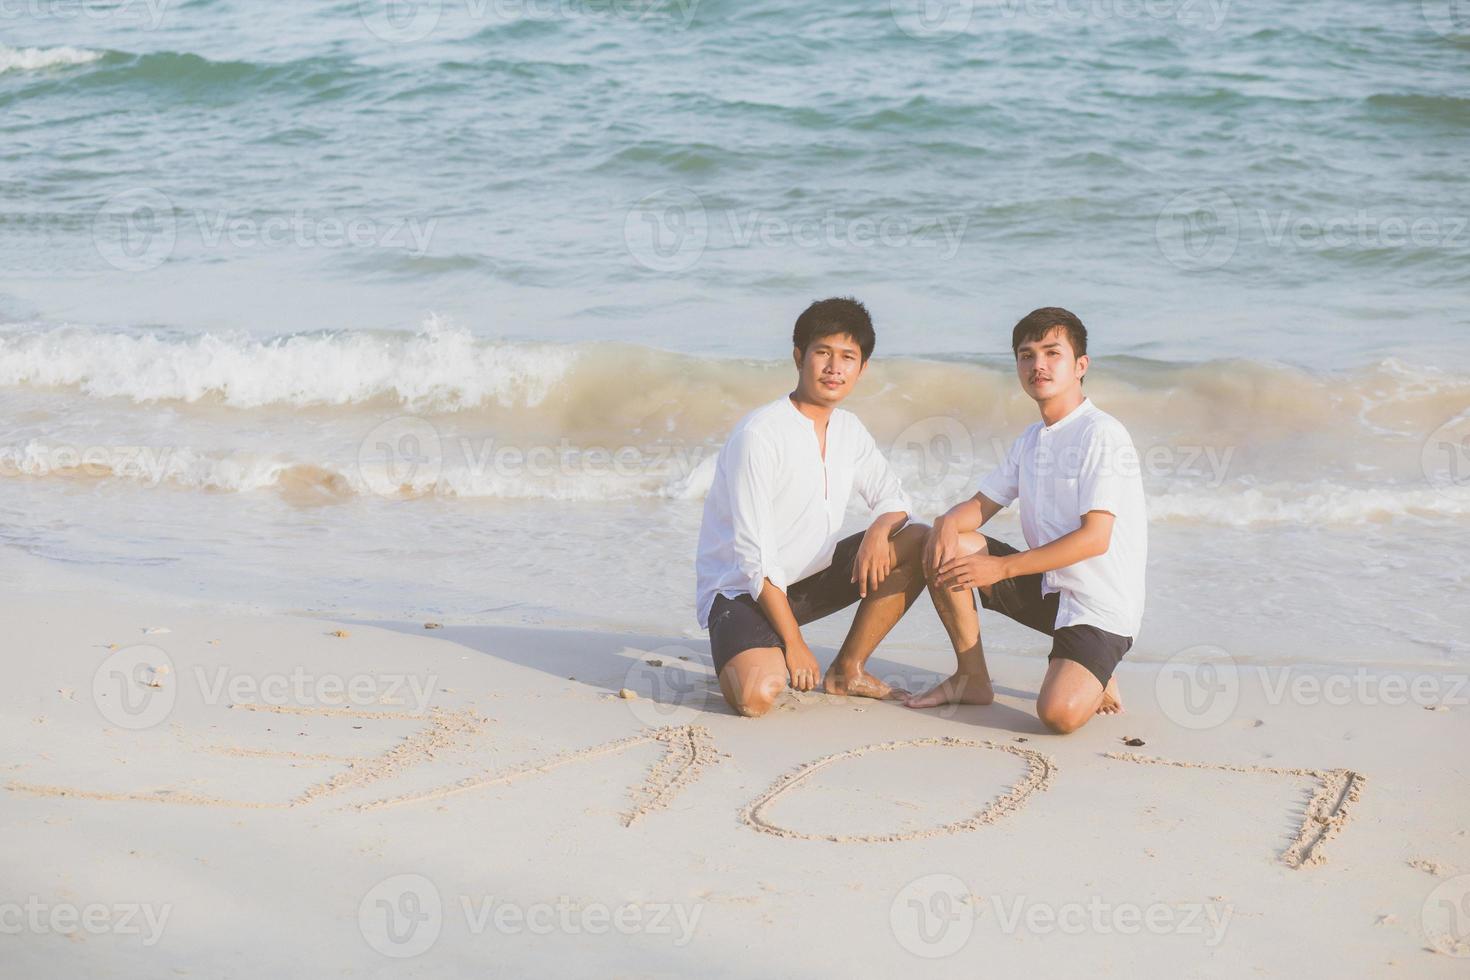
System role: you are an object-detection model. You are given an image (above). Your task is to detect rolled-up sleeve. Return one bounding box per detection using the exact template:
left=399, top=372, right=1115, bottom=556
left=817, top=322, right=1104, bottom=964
left=726, top=429, right=786, bottom=599
left=852, top=424, right=911, bottom=517
left=975, top=435, right=1022, bottom=507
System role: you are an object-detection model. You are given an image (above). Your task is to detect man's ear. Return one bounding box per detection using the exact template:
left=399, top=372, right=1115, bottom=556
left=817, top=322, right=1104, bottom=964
left=1076, top=353, right=1089, bottom=381
left=856, top=357, right=869, bottom=379
left=792, top=345, right=804, bottom=371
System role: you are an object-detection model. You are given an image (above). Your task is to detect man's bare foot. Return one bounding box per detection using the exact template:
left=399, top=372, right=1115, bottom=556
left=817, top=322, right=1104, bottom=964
left=823, top=667, right=909, bottom=701
left=1096, top=677, right=1123, bottom=715
left=903, top=672, right=994, bottom=708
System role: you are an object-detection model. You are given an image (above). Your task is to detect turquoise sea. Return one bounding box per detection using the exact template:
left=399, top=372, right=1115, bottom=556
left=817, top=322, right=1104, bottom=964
left=0, top=1, right=1466, bottom=668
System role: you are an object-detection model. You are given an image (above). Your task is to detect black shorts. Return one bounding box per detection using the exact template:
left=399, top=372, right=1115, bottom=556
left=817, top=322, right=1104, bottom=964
left=706, top=531, right=867, bottom=674
left=977, top=536, right=1133, bottom=687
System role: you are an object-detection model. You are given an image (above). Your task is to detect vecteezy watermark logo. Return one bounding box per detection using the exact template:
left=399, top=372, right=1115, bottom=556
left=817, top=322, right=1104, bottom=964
left=194, top=667, right=438, bottom=714
left=0, top=897, right=172, bottom=946
left=93, top=644, right=176, bottom=730
left=358, top=416, right=444, bottom=498
left=93, top=188, right=176, bottom=272
left=986, top=894, right=1232, bottom=945
left=890, top=0, right=974, bottom=38
left=461, top=896, right=703, bottom=942
left=1154, top=644, right=1239, bottom=730
left=1253, top=210, right=1467, bottom=251
left=621, top=644, right=713, bottom=726
left=1422, top=0, right=1470, bottom=38
left=890, top=416, right=976, bottom=504
left=359, top=874, right=443, bottom=958
left=624, top=189, right=970, bottom=273
left=890, top=873, right=975, bottom=958
left=624, top=187, right=708, bottom=273
left=1422, top=412, right=1470, bottom=496
left=359, top=0, right=443, bottom=42
left=358, top=877, right=703, bottom=956
left=1422, top=874, right=1470, bottom=957
left=353, top=416, right=716, bottom=499
left=1015, top=0, right=1230, bottom=30
left=1254, top=668, right=1468, bottom=710
left=0, top=0, right=173, bottom=29
left=1155, top=189, right=1239, bottom=271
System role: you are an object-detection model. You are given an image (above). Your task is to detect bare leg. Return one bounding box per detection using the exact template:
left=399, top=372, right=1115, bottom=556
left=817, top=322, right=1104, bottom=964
left=905, top=530, right=996, bottom=708
left=717, top=647, right=787, bottom=718
left=823, top=523, right=929, bottom=700
left=1035, top=658, right=1117, bottom=734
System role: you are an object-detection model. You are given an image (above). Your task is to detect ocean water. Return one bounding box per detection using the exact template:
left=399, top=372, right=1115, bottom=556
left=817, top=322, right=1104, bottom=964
left=0, top=2, right=1466, bottom=670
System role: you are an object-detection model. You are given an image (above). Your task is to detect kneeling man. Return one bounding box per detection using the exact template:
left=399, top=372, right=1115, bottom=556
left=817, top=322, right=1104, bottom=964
left=907, top=307, right=1147, bottom=734
left=696, top=297, right=929, bottom=717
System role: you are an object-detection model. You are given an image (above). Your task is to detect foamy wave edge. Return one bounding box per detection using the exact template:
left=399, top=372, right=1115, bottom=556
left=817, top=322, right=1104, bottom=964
left=0, top=44, right=103, bottom=74
left=0, top=319, right=575, bottom=410
left=3, top=440, right=1467, bottom=525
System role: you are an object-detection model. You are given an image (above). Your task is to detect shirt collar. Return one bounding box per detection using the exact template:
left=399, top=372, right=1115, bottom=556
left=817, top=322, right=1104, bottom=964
left=784, top=394, right=835, bottom=428
left=1043, top=396, right=1093, bottom=433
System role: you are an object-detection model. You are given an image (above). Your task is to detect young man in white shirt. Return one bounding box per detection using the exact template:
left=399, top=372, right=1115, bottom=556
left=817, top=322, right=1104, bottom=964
left=906, top=307, right=1147, bottom=734
left=696, top=298, right=930, bottom=718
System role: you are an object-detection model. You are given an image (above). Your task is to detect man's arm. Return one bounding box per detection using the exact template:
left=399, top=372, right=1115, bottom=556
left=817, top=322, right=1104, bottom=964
left=723, top=430, right=821, bottom=691
left=753, top=578, right=820, bottom=691
left=924, top=491, right=1006, bottom=581
left=847, top=422, right=914, bottom=596
left=850, top=510, right=909, bottom=598
left=935, top=510, right=1114, bottom=592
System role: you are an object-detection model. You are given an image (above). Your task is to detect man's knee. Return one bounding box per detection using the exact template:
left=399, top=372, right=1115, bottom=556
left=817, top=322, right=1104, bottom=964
left=730, top=688, right=777, bottom=718
left=885, top=522, right=928, bottom=568
left=719, top=652, right=786, bottom=718
left=1037, top=699, right=1087, bottom=734
left=1036, top=681, right=1094, bottom=734
left=723, top=678, right=782, bottom=717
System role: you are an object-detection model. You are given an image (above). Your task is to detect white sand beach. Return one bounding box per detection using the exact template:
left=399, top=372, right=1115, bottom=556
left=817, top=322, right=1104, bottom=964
left=4, top=555, right=1467, bottom=978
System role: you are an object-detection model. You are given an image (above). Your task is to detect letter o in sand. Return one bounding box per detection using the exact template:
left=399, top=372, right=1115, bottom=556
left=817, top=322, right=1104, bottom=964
left=740, top=737, right=1056, bottom=843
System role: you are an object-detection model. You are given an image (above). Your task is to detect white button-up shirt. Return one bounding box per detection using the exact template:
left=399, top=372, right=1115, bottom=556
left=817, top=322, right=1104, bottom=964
left=695, top=396, right=912, bottom=629
left=975, top=397, right=1147, bottom=639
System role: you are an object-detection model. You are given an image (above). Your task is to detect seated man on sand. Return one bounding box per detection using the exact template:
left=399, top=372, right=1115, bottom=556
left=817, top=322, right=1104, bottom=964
left=906, top=307, right=1147, bottom=734
left=695, top=297, right=929, bottom=717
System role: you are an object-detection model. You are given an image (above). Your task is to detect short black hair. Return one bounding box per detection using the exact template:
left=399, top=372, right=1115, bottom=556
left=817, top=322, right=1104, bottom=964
left=1011, top=307, right=1087, bottom=359
left=793, top=297, right=875, bottom=363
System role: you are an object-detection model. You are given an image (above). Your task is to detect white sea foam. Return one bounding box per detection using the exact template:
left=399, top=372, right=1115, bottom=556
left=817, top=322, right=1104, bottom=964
left=4, top=434, right=1467, bottom=524
left=0, top=44, right=103, bottom=74
left=0, top=318, right=575, bottom=411
left=1146, top=482, right=1470, bottom=526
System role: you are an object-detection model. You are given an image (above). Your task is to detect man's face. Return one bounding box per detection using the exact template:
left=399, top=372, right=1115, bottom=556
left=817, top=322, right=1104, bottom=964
left=793, top=332, right=866, bottom=406
left=1015, top=325, right=1087, bottom=401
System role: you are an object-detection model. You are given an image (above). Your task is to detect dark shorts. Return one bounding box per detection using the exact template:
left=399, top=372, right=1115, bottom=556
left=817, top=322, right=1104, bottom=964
left=977, top=535, right=1133, bottom=687
left=706, top=531, right=867, bottom=674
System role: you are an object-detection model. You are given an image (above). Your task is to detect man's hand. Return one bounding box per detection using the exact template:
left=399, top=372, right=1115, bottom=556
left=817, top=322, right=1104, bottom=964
left=935, top=551, right=1010, bottom=593
left=924, top=520, right=961, bottom=583
left=850, top=526, right=894, bottom=598
left=784, top=640, right=821, bottom=691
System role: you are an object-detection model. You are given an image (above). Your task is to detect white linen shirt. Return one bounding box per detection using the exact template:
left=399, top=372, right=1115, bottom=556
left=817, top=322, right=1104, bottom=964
left=974, top=397, right=1147, bottom=639
left=695, top=396, right=912, bottom=629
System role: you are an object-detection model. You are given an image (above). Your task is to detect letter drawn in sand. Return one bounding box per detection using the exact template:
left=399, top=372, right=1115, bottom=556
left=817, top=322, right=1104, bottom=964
left=1105, top=752, right=1367, bottom=868
left=5, top=704, right=490, bottom=810
left=740, top=737, right=1056, bottom=843
left=7, top=703, right=717, bottom=826
left=359, top=724, right=719, bottom=827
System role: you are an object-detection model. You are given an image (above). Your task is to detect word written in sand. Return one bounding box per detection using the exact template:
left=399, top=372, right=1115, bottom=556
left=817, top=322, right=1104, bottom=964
left=1105, top=752, right=1367, bottom=868
left=740, top=737, right=1055, bottom=843
left=8, top=704, right=1367, bottom=866
left=7, top=703, right=715, bottom=828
